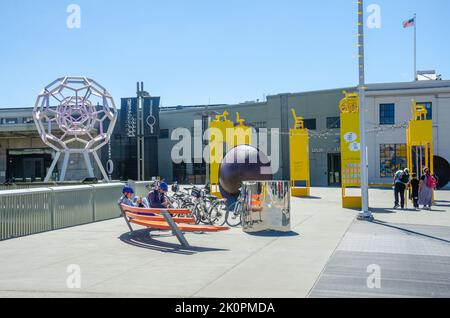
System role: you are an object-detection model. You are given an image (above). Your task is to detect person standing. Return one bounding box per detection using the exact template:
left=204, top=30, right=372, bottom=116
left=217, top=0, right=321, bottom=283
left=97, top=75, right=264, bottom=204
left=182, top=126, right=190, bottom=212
left=419, top=167, right=437, bottom=210
left=410, top=173, right=420, bottom=210
left=393, top=168, right=410, bottom=210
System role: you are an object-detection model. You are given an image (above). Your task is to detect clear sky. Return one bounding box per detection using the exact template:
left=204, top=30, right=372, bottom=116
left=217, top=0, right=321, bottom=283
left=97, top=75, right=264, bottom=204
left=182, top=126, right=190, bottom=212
left=0, top=0, right=449, bottom=108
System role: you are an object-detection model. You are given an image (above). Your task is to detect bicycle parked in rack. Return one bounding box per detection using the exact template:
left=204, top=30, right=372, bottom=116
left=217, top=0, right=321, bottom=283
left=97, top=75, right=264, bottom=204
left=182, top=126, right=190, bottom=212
left=165, top=183, right=244, bottom=227
left=209, top=193, right=244, bottom=227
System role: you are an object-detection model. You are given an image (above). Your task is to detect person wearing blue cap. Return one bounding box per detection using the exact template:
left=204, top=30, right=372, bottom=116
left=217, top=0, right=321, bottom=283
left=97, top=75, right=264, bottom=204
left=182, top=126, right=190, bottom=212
left=119, top=186, right=137, bottom=207
left=148, top=182, right=171, bottom=209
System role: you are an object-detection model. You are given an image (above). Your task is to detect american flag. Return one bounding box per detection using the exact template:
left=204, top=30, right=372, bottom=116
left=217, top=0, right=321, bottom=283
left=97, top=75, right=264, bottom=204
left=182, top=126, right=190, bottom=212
left=403, top=17, right=416, bottom=28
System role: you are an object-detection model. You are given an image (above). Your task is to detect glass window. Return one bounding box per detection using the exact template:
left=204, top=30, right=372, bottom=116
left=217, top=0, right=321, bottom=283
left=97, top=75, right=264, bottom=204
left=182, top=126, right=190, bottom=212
left=304, top=119, right=317, bottom=130
left=249, top=121, right=267, bottom=133
left=379, top=104, right=395, bottom=125
left=173, top=162, right=187, bottom=183
left=380, top=144, right=407, bottom=177
left=326, top=117, right=340, bottom=129
left=159, top=129, right=169, bottom=139
left=193, top=160, right=206, bottom=176
left=23, top=117, right=34, bottom=124
left=1, top=118, right=19, bottom=125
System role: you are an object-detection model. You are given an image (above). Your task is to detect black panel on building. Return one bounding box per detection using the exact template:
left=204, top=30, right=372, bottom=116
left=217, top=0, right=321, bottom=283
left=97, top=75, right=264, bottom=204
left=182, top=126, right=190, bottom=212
left=101, top=96, right=160, bottom=181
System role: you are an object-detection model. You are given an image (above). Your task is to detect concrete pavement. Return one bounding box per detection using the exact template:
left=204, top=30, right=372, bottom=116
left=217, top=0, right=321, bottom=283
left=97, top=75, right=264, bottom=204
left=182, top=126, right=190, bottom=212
left=0, top=188, right=449, bottom=298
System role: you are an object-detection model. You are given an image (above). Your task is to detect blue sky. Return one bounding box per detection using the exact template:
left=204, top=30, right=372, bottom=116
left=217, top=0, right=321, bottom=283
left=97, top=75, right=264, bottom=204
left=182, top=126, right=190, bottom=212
left=0, top=0, right=449, bottom=108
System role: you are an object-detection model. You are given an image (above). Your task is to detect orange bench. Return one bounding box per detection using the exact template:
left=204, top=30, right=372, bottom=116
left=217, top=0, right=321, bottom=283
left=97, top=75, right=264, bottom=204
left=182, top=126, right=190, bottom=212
left=119, top=201, right=229, bottom=247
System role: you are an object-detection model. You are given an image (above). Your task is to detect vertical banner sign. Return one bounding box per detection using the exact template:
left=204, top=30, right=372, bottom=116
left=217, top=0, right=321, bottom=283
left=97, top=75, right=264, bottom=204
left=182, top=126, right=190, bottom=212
left=121, top=98, right=137, bottom=137
left=143, top=97, right=161, bottom=136
left=340, top=92, right=362, bottom=209
left=290, top=109, right=310, bottom=197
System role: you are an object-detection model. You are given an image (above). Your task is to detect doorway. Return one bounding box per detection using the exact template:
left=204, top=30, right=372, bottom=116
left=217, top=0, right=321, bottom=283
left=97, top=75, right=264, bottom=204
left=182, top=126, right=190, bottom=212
left=6, top=149, right=53, bottom=182
left=327, top=153, right=341, bottom=186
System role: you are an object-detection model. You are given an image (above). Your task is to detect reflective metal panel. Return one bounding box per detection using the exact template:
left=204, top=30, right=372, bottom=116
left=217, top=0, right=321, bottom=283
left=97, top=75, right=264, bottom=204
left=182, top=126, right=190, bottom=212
left=93, top=183, right=125, bottom=221
left=241, top=181, right=291, bottom=233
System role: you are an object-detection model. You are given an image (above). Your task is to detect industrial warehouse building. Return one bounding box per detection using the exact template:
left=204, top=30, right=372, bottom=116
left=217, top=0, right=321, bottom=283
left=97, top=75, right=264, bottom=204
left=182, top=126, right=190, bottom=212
left=158, top=80, right=450, bottom=188
left=1, top=80, right=449, bottom=188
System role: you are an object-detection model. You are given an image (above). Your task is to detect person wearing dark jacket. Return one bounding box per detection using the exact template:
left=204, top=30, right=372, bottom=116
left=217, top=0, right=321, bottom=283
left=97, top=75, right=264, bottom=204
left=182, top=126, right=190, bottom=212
left=393, top=168, right=410, bottom=210
left=410, top=173, right=420, bottom=209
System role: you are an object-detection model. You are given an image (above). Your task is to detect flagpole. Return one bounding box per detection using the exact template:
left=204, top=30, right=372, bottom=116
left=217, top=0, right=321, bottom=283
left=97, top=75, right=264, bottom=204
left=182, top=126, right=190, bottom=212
left=414, top=13, right=417, bottom=81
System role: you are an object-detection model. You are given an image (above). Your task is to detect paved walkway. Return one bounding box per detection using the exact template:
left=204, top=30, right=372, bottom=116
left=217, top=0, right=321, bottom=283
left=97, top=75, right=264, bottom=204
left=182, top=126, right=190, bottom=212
left=0, top=188, right=449, bottom=298
left=310, top=190, right=450, bottom=298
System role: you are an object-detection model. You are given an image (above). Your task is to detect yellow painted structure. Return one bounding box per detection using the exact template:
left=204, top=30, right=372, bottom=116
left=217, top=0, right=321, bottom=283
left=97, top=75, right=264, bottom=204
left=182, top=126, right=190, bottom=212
left=209, top=112, right=252, bottom=197
left=406, top=99, right=434, bottom=179
left=290, top=109, right=310, bottom=197
left=339, top=92, right=362, bottom=209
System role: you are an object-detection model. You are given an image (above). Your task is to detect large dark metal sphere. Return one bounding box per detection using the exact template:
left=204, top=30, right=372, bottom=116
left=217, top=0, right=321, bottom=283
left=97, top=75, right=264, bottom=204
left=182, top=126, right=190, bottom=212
left=434, top=156, right=450, bottom=189
left=219, top=145, right=273, bottom=199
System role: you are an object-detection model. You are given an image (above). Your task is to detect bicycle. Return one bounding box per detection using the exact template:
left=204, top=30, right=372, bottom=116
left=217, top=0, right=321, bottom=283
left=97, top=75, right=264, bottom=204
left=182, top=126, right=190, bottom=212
left=209, top=194, right=244, bottom=227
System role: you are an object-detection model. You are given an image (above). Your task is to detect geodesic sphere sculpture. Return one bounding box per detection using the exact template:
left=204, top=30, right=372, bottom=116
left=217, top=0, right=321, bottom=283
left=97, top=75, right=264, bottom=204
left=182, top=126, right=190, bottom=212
left=33, top=77, right=117, bottom=153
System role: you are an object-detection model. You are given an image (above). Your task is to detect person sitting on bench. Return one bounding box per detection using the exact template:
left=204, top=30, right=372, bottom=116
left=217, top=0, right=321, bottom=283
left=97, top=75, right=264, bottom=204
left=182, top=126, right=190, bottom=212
left=148, top=182, right=171, bottom=209
left=119, top=186, right=138, bottom=206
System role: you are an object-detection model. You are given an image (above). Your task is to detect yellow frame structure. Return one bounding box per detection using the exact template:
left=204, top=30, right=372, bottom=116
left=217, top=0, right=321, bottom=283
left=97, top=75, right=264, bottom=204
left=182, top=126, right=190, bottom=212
left=209, top=111, right=252, bottom=197
left=290, top=109, right=310, bottom=197
left=406, top=99, right=434, bottom=183
left=339, top=92, right=362, bottom=209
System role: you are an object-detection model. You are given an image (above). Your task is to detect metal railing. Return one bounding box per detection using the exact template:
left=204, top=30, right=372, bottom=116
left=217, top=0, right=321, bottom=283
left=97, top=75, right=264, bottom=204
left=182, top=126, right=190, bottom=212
left=0, top=183, right=125, bottom=241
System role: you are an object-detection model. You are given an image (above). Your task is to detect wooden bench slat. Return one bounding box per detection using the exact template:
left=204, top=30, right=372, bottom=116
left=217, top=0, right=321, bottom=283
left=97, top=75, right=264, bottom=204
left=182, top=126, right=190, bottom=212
left=125, top=212, right=196, bottom=224
left=130, top=219, right=230, bottom=233
left=120, top=204, right=192, bottom=215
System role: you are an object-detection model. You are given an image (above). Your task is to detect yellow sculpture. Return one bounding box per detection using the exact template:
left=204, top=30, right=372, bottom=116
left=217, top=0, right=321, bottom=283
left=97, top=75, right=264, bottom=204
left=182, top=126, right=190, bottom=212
left=339, top=91, right=360, bottom=114
left=291, top=109, right=305, bottom=130
left=410, top=100, right=428, bottom=121
left=209, top=111, right=252, bottom=198
left=407, top=99, right=434, bottom=177
left=215, top=111, right=229, bottom=122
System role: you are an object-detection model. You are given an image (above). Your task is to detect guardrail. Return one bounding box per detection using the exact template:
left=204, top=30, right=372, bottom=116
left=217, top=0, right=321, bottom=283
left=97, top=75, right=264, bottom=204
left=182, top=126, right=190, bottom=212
left=0, top=183, right=125, bottom=241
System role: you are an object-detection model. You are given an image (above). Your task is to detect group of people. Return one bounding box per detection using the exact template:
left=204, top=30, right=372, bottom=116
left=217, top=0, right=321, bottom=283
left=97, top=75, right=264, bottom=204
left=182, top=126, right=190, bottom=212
left=119, top=181, right=172, bottom=209
left=393, top=167, right=438, bottom=210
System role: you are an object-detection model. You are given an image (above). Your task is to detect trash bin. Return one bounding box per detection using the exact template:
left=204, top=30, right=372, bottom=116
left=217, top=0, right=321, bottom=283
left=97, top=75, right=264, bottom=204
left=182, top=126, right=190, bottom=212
left=241, top=181, right=291, bottom=233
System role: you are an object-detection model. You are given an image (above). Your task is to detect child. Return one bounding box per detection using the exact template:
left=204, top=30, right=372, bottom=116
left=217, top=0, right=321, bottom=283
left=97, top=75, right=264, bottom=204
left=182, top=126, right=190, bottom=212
left=119, top=186, right=136, bottom=206
left=410, top=173, right=420, bottom=209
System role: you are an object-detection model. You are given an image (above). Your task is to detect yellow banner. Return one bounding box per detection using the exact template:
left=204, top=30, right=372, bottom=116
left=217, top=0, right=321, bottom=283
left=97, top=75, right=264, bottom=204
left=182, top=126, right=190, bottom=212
left=290, top=129, right=309, bottom=181
left=209, top=112, right=252, bottom=185
left=340, top=92, right=361, bottom=188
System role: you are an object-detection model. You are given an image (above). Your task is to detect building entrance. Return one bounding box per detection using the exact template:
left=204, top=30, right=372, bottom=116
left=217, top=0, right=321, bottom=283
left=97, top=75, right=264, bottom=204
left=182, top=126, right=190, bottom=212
left=6, top=149, right=53, bottom=182
left=327, top=153, right=341, bottom=186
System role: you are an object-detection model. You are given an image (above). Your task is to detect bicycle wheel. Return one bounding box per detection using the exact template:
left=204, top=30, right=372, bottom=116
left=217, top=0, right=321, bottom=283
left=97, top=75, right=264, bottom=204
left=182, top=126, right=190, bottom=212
left=193, top=203, right=210, bottom=225
left=209, top=200, right=228, bottom=226
left=226, top=201, right=242, bottom=227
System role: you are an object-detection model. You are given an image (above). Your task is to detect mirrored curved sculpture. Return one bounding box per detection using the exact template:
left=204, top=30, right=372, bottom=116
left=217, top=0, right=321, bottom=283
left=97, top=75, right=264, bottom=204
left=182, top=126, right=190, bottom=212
left=33, top=76, right=117, bottom=182
left=241, top=181, right=291, bottom=233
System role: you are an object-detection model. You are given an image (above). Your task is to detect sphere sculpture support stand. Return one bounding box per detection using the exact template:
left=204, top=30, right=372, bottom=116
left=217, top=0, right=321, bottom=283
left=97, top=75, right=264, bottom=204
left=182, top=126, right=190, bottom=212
left=44, top=150, right=109, bottom=182
left=34, top=77, right=117, bottom=183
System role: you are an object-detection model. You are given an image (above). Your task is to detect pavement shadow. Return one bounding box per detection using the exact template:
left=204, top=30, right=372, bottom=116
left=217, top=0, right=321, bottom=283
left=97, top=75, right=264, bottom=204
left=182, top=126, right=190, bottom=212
left=370, top=208, right=398, bottom=214
left=119, top=229, right=229, bottom=255
left=371, top=220, right=450, bottom=244
left=246, top=230, right=300, bottom=238
left=434, top=200, right=450, bottom=208
left=298, top=196, right=322, bottom=200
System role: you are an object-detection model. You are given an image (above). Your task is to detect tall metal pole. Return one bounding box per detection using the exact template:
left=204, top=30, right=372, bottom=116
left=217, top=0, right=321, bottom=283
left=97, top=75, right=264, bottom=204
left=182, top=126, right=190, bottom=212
left=137, top=82, right=145, bottom=181
left=414, top=13, right=417, bottom=81
left=358, top=0, right=371, bottom=219
left=136, top=82, right=141, bottom=181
